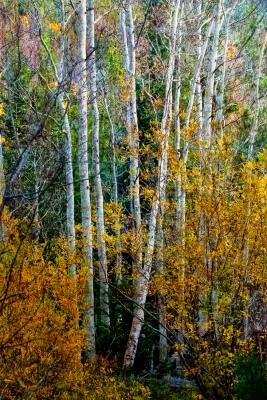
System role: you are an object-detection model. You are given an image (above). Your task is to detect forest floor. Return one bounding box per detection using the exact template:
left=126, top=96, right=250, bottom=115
left=142, top=377, right=198, bottom=399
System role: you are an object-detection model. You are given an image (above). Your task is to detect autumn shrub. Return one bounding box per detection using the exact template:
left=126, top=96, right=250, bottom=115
left=0, top=211, right=85, bottom=398
left=161, top=150, right=267, bottom=399
left=0, top=211, right=151, bottom=399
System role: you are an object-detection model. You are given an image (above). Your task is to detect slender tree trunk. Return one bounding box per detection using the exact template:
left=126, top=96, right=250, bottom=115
left=183, top=19, right=213, bottom=160
left=200, top=1, right=222, bottom=338
left=242, top=32, right=267, bottom=337
left=195, top=0, right=203, bottom=133
left=38, top=0, right=77, bottom=276
left=248, top=32, right=267, bottom=159
left=215, top=16, right=229, bottom=134
left=123, top=0, right=181, bottom=369
left=202, top=0, right=222, bottom=146
left=77, top=0, right=95, bottom=360
left=176, top=18, right=213, bottom=247
left=58, top=0, right=76, bottom=278
left=156, top=219, right=168, bottom=362
left=120, top=1, right=142, bottom=277
left=175, top=12, right=214, bottom=336
left=215, top=1, right=239, bottom=135
left=174, top=3, right=183, bottom=231
left=123, top=196, right=159, bottom=369
left=32, top=154, right=40, bottom=241
left=88, top=0, right=110, bottom=328
left=104, top=99, right=122, bottom=284
left=62, top=105, right=76, bottom=278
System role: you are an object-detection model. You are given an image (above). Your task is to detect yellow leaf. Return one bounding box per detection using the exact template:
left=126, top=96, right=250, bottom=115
left=21, top=15, right=29, bottom=27
left=50, top=22, right=61, bottom=33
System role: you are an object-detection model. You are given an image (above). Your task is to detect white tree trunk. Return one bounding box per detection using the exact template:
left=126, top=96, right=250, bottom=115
left=57, top=0, right=76, bottom=278
left=202, top=0, right=222, bottom=146
left=120, top=1, right=142, bottom=276
left=156, top=219, right=168, bottom=362
left=77, top=0, right=95, bottom=360
left=195, top=0, right=203, bottom=133
left=183, top=19, right=213, bottom=162
left=88, top=0, right=110, bottom=328
left=173, top=2, right=186, bottom=233
left=123, top=0, right=181, bottom=369
left=248, top=32, right=267, bottom=159
left=200, top=1, right=222, bottom=338
left=104, top=98, right=122, bottom=284
left=243, top=31, right=267, bottom=339
left=215, top=17, right=229, bottom=133
left=175, top=8, right=214, bottom=336
left=62, top=105, right=76, bottom=278
left=215, top=1, right=239, bottom=133
left=176, top=18, right=213, bottom=249
left=33, top=0, right=77, bottom=271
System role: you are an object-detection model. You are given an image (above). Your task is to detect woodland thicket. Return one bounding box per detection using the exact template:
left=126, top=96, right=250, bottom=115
left=0, top=0, right=266, bottom=399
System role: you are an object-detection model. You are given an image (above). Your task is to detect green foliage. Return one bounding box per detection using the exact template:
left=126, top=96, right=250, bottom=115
left=234, top=354, right=267, bottom=400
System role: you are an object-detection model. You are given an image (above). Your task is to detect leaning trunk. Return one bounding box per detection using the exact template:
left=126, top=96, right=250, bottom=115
left=123, top=0, right=180, bottom=369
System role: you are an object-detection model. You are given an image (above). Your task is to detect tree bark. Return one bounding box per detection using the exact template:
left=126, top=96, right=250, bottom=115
left=215, top=16, right=229, bottom=133
left=123, top=0, right=181, bottom=369
left=104, top=98, right=122, bottom=284
left=77, top=0, right=96, bottom=360
left=88, top=0, right=110, bottom=328
left=58, top=0, right=76, bottom=278
left=248, top=32, right=267, bottom=159
left=120, top=1, right=142, bottom=277
left=195, top=0, right=203, bottom=133
left=202, top=0, right=222, bottom=146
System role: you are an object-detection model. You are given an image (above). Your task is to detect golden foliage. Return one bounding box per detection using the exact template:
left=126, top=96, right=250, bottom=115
left=0, top=212, right=150, bottom=399
left=50, top=22, right=61, bottom=33
left=21, top=15, right=29, bottom=27
left=155, top=147, right=267, bottom=396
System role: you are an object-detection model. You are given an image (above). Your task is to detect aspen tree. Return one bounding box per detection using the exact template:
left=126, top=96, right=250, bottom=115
left=176, top=18, right=213, bottom=245
left=215, top=16, right=229, bottom=132
left=200, top=0, right=222, bottom=337
left=248, top=31, right=267, bottom=158
left=104, top=98, right=122, bottom=284
left=215, top=0, right=239, bottom=132
left=195, top=0, right=203, bottom=132
left=243, top=30, right=267, bottom=339
left=57, top=0, right=76, bottom=278
left=123, top=0, right=181, bottom=369
left=120, top=1, right=142, bottom=276
left=88, top=0, right=110, bottom=328
left=77, top=0, right=95, bottom=359
left=38, top=0, right=77, bottom=276
left=173, top=2, right=184, bottom=230
left=202, top=0, right=222, bottom=146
